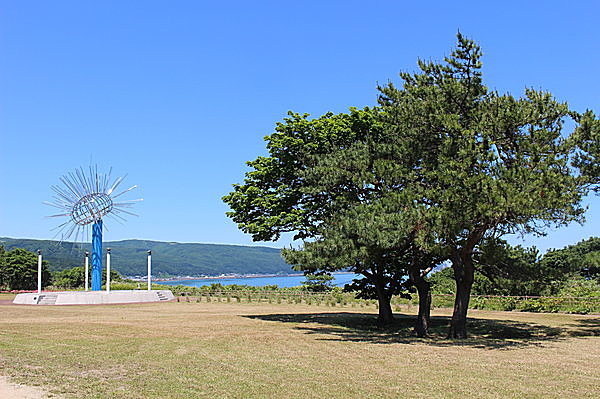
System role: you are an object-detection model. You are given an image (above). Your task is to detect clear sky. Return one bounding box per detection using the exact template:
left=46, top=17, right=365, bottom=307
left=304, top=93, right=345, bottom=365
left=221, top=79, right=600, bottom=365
left=0, top=1, right=598, bottom=253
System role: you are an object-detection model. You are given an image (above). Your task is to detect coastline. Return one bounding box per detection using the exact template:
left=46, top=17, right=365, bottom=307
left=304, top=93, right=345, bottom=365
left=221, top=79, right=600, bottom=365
left=144, top=271, right=355, bottom=282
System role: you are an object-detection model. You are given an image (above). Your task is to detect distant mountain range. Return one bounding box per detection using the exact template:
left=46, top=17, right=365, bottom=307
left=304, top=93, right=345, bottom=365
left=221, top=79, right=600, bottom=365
left=0, top=237, right=293, bottom=277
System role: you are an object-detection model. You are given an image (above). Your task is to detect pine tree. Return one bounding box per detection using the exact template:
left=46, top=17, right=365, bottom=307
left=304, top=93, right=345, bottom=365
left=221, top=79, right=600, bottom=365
left=379, top=33, right=588, bottom=338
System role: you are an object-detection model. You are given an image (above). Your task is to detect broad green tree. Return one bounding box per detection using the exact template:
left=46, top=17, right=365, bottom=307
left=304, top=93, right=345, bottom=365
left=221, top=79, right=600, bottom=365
left=224, top=109, right=380, bottom=242
left=225, top=106, right=442, bottom=332
left=281, top=133, right=443, bottom=332
left=0, top=248, right=51, bottom=290
left=223, top=108, right=412, bottom=324
left=52, top=266, right=86, bottom=288
left=52, top=266, right=124, bottom=288
left=226, top=33, right=591, bottom=338
left=539, top=237, right=600, bottom=284
left=378, top=33, right=588, bottom=338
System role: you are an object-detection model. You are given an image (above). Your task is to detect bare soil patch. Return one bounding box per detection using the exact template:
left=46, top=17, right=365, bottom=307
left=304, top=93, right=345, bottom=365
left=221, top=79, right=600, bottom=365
left=0, top=376, right=62, bottom=399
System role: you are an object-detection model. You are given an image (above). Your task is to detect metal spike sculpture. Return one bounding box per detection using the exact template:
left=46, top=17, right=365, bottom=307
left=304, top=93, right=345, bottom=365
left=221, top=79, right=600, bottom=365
left=46, top=166, right=142, bottom=290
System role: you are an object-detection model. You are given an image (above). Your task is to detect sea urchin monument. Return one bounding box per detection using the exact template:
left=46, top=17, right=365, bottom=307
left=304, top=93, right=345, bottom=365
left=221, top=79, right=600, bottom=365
left=46, top=166, right=142, bottom=291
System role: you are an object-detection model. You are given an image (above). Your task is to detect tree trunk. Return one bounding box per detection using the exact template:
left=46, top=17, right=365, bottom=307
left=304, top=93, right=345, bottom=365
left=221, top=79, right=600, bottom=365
left=374, top=281, right=394, bottom=326
left=448, top=256, right=474, bottom=339
left=414, top=278, right=432, bottom=337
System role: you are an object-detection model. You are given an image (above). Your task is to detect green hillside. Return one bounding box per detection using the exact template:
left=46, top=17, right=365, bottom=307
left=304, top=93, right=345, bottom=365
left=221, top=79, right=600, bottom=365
left=0, top=237, right=292, bottom=276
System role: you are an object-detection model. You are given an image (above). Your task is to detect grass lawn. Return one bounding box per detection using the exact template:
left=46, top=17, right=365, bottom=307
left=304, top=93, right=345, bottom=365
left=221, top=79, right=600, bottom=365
left=0, top=300, right=598, bottom=398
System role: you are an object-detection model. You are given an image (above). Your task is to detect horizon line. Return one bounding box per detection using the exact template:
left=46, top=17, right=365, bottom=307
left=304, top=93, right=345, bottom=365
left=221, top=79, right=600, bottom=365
left=0, top=235, right=288, bottom=250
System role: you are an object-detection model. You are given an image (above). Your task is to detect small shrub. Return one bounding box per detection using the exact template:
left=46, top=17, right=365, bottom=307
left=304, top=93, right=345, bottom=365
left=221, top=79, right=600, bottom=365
left=470, top=296, right=486, bottom=310
left=499, top=297, right=517, bottom=311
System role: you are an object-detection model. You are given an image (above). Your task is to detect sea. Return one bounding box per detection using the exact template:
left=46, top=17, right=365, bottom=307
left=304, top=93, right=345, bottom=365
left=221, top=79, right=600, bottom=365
left=155, top=273, right=361, bottom=289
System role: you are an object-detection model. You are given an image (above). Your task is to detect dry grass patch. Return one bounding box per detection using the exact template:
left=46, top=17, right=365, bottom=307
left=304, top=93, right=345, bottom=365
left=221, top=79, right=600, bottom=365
left=0, top=301, right=598, bottom=398
left=0, top=293, right=16, bottom=301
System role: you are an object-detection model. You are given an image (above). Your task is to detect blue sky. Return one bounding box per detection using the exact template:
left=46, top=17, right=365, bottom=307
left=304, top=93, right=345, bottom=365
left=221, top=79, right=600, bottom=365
left=1, top=1, right=598, bottom=253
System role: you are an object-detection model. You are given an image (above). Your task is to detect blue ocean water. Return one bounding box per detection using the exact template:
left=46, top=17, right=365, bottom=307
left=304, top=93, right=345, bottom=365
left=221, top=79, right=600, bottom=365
left=155, top=273, right=361, bottom=288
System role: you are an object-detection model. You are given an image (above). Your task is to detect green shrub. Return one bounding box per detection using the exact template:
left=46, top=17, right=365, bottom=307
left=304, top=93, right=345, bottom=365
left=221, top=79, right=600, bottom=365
left=517, top=299, right=547, bottom=312
left=558, top=277, right=600, bottom=298
left=498, top=297, right=517, bottom=311
left=470, top=296, right=487, bottom=310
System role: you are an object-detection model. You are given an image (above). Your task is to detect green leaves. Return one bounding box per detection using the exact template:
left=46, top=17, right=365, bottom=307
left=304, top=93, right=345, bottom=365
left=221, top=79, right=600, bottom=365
left=572, top=110, right=600, bottom=192
left=224, top=33, right=595, bottom=334
left=223, top=107, right=382, bottom=241
left=378, top=36, right=587, bottom=253
left=301, top=272, right=335, bottom=292
left=0, top=248, right=51, bottom=290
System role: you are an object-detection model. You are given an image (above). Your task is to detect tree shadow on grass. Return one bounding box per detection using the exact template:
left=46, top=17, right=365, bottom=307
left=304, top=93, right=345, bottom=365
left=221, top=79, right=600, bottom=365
left=243, top=312, right=600, bottom=349
left=562, top=317, right=600, bottom=337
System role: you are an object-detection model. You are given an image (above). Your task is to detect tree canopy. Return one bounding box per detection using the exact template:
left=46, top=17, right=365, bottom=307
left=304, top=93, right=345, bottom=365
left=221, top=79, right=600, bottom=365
left=377, top=33, right=588, bottom=337
left=430, top=237, right=600, bottom=298
left=573, top=111, right=600, bottom=193
left=301, top=273, right=335, bottom=292
left=52, top=266, right=124, bottom=289
left=224, top=108, right=383, bottom=242
left=539, top=237, right=600, bottom=283
left=224, top=33, right=594, bottom=338
left=473, top=238, right=542, bottom=296
left=0, top=248, right=50, bottom=290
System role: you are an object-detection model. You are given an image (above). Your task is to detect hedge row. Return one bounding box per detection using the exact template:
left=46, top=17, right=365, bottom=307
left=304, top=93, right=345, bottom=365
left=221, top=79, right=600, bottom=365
left=169, top=287, right=600, bottom=315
